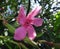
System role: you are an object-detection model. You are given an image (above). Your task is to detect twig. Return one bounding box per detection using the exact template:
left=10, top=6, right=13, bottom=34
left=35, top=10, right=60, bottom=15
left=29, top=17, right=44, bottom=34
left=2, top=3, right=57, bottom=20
left=38, top=40, right=60, bottom=47
left=26, top=0, right=31, bottom=15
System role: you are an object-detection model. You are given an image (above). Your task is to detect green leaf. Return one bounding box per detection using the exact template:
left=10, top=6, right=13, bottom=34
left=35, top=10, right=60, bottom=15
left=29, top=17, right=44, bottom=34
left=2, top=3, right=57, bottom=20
left=24, top=37, right=39, bottom=49
left=4, top=40, right=21, bottom=49
left=37, top=32, right=44, bottom=38
left=54, top=12, right=60, bottom=31
left=4, top=23, right=15, bottom=34
left=20, top=43, right=28, bottom=49
left=56, top=34, right=60, bottom=38
left=4, top=42, right=12, bottom=49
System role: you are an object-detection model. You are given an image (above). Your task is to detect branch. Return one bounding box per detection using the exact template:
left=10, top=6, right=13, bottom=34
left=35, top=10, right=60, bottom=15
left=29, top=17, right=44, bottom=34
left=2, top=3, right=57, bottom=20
left=38, top=40, right=60, bottom=48
left=26, top=0, right=31, bottom=15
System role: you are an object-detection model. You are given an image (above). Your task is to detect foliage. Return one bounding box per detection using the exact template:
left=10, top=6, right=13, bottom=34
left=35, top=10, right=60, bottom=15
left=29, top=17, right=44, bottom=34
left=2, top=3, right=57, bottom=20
left=0, top=0, right=60, bottom=49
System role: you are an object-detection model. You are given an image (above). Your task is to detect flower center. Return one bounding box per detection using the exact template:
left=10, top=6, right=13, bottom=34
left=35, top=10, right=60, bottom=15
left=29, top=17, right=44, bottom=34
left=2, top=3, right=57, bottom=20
left=23, top=19, right=32, bottom=27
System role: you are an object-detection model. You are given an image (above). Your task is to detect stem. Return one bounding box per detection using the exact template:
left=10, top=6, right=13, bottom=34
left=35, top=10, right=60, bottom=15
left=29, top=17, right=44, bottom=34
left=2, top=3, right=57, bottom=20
left=20, top=43, right=28, bottom=49
left=0, top=36, right=21, bottom=49
left=26, top=0, right=31, bottom=15
left=5, top=40, right=21, bottom=49
left=4, top=42, right=12, bottom=49
left=24, top=37, right=39, bottom=49
left=38, top=40, right=60, bottom=48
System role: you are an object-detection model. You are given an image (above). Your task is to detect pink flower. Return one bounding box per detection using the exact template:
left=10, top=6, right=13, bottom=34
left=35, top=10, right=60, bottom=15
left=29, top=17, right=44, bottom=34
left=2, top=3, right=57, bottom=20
left=14, top=6, right=43, bottom=41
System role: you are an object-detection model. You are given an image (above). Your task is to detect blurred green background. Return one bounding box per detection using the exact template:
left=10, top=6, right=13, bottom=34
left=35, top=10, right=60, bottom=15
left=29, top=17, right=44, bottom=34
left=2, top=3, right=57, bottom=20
left=0, top=0, right=60, bottom=49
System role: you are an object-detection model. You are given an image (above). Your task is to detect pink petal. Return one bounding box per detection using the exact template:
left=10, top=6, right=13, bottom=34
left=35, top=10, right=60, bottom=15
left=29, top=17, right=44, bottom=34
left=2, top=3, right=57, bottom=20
left=27, top=6, right=42, bottom=19
left=14, top=26, right=27, bottom=40
left=32, top=18, right=43, bottom=27
left=17, top=6, right=26, bottom=25
left=27, top=25, right=36, bottom=40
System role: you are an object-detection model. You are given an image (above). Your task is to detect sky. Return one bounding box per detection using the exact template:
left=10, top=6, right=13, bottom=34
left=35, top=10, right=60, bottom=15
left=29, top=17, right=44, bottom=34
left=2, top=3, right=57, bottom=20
left=31, top=0, right=60, bottom=13
left=6, top=0, right=60, bottom=15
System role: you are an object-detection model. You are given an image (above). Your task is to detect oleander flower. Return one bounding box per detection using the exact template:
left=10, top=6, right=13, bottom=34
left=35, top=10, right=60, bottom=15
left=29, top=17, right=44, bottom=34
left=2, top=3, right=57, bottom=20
left=14, top=6, right=43, bottom=41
